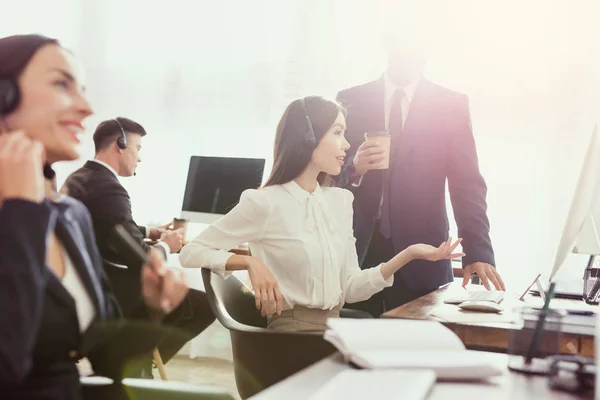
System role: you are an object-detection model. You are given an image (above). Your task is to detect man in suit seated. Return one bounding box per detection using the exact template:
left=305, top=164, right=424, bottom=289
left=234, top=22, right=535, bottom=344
left=62, top=117, right=215, bottom=375
left=335, top=10, right=505, bottom=317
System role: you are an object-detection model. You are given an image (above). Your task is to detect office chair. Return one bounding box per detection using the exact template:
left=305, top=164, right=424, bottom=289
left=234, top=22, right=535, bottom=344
left=201, top=269, right=337, bottom=399
left=102, top=259, right=168, bottom=380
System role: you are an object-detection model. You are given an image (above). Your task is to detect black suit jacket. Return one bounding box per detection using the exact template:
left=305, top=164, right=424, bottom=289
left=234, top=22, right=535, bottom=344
left=336, top=78, right=494, bottom=296
left=62, top=161, right=166, bottom=316
left=0, top=197, right=163, bottom=399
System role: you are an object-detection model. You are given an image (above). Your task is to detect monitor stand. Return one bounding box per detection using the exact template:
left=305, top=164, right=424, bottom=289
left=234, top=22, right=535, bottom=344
left=530, top=280, right=584, bottom=300
left=530, top=255, right=600, bottom=303
left=583, top=255, right=600, bottom=304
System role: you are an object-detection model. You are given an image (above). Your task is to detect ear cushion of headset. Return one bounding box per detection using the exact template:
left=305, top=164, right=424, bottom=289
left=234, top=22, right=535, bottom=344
left=0, top=79, right=19, bottom=115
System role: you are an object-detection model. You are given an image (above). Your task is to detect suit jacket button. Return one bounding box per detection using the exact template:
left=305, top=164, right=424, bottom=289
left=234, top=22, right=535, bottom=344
left=68, top=350, right=79, bottom=359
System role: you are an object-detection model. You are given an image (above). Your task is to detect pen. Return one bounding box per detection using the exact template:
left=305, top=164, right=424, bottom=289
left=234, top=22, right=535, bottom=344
left=524, top=281, right=556, bottom=365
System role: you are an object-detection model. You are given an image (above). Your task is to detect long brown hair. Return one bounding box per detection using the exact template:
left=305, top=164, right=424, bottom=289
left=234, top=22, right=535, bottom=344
left=264, top=96, right=346, bottom=187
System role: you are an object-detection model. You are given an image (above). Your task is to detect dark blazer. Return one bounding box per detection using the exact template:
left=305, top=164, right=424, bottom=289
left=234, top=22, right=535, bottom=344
left=0, top=197, right=162, bottom=400
left=336, top=78, right=495, bottom=298
left=62, top=161, right=166, bottom=316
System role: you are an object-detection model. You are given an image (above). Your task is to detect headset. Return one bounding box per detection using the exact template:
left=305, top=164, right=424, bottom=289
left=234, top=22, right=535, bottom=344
left=299, top=97, right=317, bottom=147
left=113, top=118, right=127, bottom=149
left=113, top=118, right=137, bottom=176
left=0, top=77, right=55, bottom=179
left=0, top=77, right=20, bottom=117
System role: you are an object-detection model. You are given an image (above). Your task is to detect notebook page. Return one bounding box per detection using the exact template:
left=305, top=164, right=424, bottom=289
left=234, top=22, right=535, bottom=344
left=308, top=369, right=436, bottom=400
left=324, top=319, right=465, bottom=354
left=350, top=350, right=505, bottom=380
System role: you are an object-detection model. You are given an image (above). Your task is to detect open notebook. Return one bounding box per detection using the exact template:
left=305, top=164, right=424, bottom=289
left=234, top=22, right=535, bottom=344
left=323, top=318, right=504, bottom=380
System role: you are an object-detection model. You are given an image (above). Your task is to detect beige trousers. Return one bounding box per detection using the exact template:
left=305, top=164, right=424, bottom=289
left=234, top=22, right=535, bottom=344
left=267, top=306, right=340, bottom=333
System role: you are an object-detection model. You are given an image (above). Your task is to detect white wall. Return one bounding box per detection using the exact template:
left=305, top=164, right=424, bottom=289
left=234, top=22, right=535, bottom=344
left=3, top=0, right=600, bottom=291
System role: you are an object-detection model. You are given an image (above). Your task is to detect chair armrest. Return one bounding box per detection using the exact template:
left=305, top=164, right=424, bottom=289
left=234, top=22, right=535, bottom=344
left=122, top=378, right=235, bottom=400
left=340, top=308, right=373, bottom=319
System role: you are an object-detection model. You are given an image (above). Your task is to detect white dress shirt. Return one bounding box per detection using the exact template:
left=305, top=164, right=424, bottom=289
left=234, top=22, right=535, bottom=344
left=179, top=181, right=393, bottom=310
left=89, top=159, right=170, bottom=256
left=383, top=73, right=420, bottom=130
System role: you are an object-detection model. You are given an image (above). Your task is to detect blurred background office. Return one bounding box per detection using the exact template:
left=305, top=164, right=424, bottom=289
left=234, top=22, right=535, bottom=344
left=2, top=0, right=599, bottom=291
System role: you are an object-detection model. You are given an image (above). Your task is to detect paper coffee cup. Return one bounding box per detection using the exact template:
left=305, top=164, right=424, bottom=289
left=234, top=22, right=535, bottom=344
left=364, top=131, right=391, bottom=169
left=172, top=218, right=189, bottom=243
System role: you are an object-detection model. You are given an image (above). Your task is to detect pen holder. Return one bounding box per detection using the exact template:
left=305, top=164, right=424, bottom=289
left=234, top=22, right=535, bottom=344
left=583, top=262, right=600, bottom=305
left=508, top=307, right=565, bottom=375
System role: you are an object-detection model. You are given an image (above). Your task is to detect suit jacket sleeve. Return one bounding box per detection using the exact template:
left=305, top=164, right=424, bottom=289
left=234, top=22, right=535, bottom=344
left=0, top=199, right=56, bottom=383
left=447, top=95, right=495, bottom=268
left=138, top=225, right=147, bottom=238
left=98, top=186, right=167, bottom=271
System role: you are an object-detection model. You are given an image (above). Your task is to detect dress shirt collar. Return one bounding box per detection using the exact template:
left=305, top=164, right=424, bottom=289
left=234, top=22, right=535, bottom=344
left=383, top=72, right=421, bottom=104
left=90, top=159, right=119, bottom=179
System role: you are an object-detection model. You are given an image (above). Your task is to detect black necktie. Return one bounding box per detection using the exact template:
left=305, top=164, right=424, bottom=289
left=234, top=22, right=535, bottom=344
left=379, top=88, right=404, bottom=239
left=389, top=88, right=405, bottom=147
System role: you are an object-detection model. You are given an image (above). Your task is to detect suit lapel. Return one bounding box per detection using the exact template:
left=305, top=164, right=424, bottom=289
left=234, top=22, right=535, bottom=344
left=54, top=206, right=106, bottom=318
left=356, top=78, right=387, bottom=185
left=368, top=77, right=386, bottom=132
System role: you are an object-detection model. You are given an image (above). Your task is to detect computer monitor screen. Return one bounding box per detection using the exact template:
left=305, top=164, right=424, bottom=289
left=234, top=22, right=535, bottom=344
left=549, top=124, right=600, bottom=281
left=181, top=156, right=265, bottom=224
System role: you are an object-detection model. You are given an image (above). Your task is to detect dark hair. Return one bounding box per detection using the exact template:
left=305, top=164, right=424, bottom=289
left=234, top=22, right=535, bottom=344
left=0, top=34, right=59, bottom=79
left=93, top=117, right=147, bottom=153
left=263, top=96, right=346, bottom=188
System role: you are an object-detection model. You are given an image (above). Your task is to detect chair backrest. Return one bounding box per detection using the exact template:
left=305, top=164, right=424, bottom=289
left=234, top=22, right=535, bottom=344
left=201, top=269, right=336, bottom=399
left=201, top=269, right=267, bottom=329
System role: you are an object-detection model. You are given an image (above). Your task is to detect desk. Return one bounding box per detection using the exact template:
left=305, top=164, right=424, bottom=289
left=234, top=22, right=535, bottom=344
left=382, top=283, right=596, bottom=357
left=250, top=353, right=591, bottom=399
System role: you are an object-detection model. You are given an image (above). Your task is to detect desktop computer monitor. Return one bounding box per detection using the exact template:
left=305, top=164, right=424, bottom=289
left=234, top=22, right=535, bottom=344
left=180, top=156, right=265, bottom=224
left=549, top=124, right=600, bottom=282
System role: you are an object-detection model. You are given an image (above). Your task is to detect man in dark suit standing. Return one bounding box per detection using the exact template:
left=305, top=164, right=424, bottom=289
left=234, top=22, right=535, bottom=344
left=336, top=20, right=505, bottom=317
left=62, top=117, right=215, bottom=371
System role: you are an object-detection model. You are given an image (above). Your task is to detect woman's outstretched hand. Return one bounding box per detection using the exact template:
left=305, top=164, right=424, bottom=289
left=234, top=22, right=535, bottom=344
left=409, top=237, right=465, bottom=262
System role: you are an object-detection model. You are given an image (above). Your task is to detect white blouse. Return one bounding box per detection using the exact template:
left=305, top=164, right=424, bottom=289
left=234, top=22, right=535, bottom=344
left=60, top=248, right=96, bottom=332
left=179, top=181, right=393, bottom=310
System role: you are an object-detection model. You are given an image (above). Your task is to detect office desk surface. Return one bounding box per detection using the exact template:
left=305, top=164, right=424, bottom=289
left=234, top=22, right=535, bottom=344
left=250, top=353, right=592, bottom=399
left=382, top=283, right=596, bottom=357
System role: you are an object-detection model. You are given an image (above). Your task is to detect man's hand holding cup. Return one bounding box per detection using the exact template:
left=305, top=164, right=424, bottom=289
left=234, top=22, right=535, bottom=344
left=352, top=131, right=391, bottom=177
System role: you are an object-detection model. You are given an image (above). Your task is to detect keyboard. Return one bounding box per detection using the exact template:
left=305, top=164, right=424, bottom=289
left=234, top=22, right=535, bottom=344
left=444, top=291, right=505, bottom=305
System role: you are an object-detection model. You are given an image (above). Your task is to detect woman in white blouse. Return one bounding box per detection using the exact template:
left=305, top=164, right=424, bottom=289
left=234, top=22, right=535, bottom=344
left=179, top=96, right=463, bottom=332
